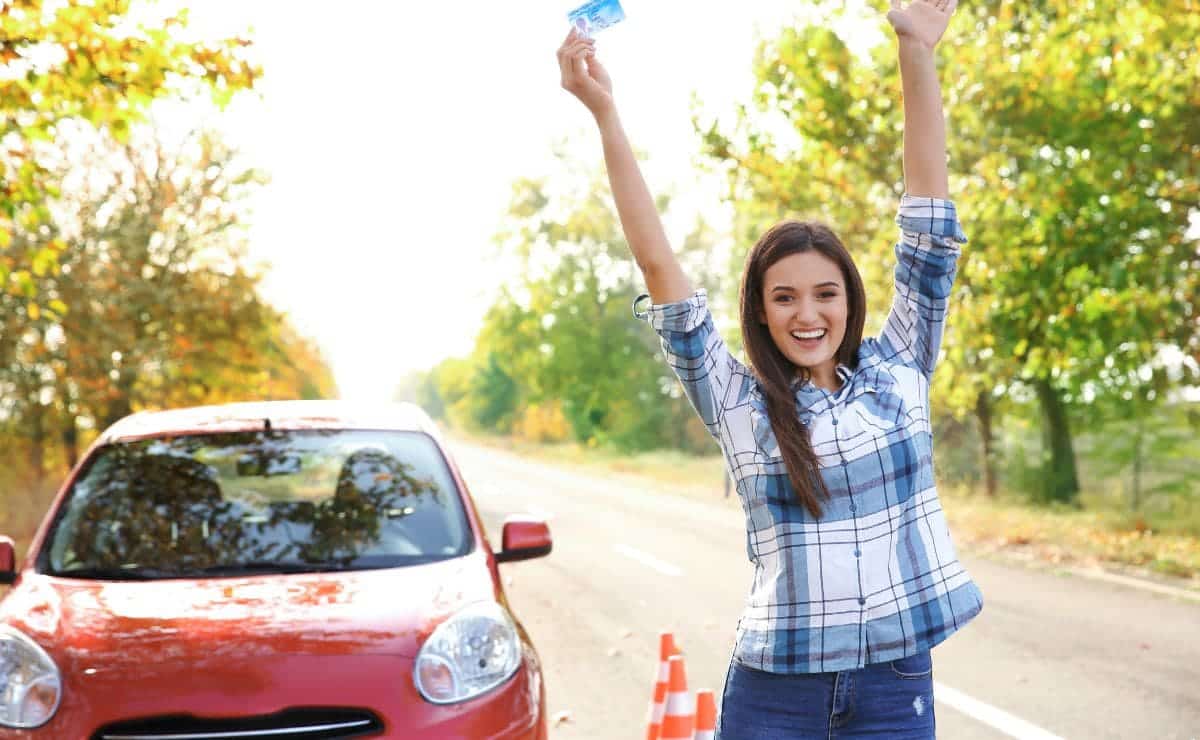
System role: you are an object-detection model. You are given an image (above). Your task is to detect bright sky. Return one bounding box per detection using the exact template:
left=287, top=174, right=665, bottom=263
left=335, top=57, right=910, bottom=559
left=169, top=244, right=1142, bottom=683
left=176, top=0, right=881, bottom=402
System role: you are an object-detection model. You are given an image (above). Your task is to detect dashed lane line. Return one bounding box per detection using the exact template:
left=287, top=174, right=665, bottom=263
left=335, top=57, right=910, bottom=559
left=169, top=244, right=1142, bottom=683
left=614, top=544, right=683, bottom=577
left=936, top=681, right=1066, bottom=740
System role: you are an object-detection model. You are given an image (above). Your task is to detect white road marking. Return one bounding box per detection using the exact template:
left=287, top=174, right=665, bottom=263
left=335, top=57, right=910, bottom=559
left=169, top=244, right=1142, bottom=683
left=1068, top=567, right=1200, bottom=603
left=614, top=544, right=683, bottom=577
left=935, top=682, right=1066, bottom=740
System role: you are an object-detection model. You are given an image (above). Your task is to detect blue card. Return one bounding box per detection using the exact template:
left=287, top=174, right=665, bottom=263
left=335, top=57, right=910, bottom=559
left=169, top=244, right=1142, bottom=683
left=567, top=0, right=626, bottom=37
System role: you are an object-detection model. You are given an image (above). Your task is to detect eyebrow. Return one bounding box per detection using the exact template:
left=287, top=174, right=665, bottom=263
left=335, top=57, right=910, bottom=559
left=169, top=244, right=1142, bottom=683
left=769, top=281, right=842, bottom=292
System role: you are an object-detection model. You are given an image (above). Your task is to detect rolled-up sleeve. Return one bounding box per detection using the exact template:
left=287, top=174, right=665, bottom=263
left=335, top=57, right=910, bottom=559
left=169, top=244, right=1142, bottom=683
left=637, top=289, right=741, bottom=438
left=878, top=195, right=968, bottom=378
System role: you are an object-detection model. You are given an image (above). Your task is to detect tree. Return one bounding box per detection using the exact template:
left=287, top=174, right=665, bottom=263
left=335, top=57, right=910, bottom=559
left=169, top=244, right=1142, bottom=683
left=0, top=124, right=335, bottom=481
left=415, top=151, right=722, bottom=453
left=484, top=157, right=722, bottom=451
left=1, top=0, right=259, bottom=310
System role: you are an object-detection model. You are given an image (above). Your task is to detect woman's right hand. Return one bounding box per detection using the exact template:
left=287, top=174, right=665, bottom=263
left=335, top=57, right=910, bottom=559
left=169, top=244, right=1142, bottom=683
left=557, top=28, right=614, bottom=119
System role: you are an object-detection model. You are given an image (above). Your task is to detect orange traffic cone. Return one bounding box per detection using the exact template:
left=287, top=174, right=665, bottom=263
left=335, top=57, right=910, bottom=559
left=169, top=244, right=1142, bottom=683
left=646, top=633, right=681, bottom=740
left=658, top=655, right=695, bottom=739
left=694, top=689, right=717, bottom=740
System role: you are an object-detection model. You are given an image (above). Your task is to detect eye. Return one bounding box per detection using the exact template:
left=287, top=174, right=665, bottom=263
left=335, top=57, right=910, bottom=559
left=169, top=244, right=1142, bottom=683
left=774, top=295, right=793, bottom=303
left=819, top=291, right=838, bottom=300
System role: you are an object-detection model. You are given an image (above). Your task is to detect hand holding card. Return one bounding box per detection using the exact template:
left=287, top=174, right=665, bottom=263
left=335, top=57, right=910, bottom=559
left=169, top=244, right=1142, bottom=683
left=557, top=28, right=614, bottom=119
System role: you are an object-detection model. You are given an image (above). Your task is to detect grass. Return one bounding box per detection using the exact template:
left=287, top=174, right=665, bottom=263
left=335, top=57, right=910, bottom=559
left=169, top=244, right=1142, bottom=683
left=940, top=484, right=1200, bottom=585
left=452, top=429, right=1200, bottom=589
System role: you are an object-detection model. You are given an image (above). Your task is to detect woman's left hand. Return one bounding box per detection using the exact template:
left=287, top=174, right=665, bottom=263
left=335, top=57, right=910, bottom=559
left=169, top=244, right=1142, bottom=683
left=887, top=0, right=958, bottom=50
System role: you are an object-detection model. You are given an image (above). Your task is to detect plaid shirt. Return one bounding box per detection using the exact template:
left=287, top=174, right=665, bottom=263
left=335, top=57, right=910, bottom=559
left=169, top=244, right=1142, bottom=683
left=640, top=195, right=983, bottom=673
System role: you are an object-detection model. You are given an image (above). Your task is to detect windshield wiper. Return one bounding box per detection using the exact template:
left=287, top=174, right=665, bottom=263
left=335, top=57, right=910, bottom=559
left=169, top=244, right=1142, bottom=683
left=197, top=561, right=348, bottom=576
left=51, top=567, right=173, bottom=581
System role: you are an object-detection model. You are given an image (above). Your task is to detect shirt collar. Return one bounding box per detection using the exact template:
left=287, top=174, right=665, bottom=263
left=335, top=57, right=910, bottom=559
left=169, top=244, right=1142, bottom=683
left=791, top=362, right=854, bottom=393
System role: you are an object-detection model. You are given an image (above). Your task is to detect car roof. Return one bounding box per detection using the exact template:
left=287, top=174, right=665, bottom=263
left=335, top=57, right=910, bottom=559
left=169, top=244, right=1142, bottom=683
left=98, top=400, right=440, bottom=443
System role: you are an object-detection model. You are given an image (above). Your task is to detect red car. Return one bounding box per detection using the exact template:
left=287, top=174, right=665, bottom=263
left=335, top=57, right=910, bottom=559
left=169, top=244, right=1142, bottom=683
left=0, top=401, right=551, bottom=739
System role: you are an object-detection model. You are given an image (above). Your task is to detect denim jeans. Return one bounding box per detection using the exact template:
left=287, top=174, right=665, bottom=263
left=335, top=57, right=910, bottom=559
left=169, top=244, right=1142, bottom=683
left=716, top=651, right=936, bottom=739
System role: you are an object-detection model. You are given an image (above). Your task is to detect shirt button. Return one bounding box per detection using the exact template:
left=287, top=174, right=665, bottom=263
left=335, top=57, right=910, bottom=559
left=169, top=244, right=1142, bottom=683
left=849, top=503, right=856, bottom=513
left=854, top=549, right=862, bottom=557
left=858, top=598, right=866, bottom=606
left=832, top=418, right=839, bottom=426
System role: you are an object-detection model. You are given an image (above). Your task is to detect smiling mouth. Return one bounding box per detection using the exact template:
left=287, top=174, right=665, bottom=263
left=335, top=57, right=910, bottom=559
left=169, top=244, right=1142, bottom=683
left=791, top=329, right=827, bottom=342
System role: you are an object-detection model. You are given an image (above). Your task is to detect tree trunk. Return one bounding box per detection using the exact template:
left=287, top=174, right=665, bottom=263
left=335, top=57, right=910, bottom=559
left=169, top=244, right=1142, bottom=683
left=1032, top=377, right=1080, bottom=505
left=1130, top=403, right=1143, bottom=512
left=29, top=402, right=46, bottom=487
left=103, top=370, right=137, bottom=428
left=61, top=416, right=79, bottom=472
left=974, top=391, right=997, bottom=498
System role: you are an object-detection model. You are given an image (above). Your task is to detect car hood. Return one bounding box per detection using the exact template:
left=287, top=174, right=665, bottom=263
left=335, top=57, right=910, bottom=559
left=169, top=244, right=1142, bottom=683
left=0, top=552, right=500, bottom=670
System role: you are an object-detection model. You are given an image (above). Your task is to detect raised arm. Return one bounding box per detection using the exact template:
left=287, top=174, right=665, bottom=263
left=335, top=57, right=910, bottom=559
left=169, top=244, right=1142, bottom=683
left=876, top=0, right=965, bottom=379
left=887, top=0, right=956, bottom=198
left=557, top=29, right=692, bottom=304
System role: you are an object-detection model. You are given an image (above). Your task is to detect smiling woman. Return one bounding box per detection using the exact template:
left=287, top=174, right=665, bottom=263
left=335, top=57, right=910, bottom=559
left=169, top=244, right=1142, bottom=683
left=558, top=0, right=982, bottom=735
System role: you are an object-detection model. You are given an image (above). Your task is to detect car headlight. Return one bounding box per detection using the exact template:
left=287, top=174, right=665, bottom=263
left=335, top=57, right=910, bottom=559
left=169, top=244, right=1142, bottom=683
left=414, top=601, right=521, bottom=704
left=0, top=625, right=62, bottom=729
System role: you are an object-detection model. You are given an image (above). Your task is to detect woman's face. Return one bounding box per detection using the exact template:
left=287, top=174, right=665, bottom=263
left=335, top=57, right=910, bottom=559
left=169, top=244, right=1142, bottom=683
left=760, top=251, right=849, bottom=385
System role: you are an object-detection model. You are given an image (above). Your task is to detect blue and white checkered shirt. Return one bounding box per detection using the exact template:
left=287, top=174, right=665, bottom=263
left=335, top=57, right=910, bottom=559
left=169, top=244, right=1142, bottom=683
left=640, top=195, right=984, bottom=673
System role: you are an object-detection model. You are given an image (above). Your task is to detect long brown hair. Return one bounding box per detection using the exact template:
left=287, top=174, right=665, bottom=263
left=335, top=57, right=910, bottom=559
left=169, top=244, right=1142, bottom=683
left=739, top=221, right=867, bottom=518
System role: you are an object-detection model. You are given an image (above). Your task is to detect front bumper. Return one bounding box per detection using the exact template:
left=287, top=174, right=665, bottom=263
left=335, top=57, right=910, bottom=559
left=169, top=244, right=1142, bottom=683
left=0, top=653, right=545, bottom=740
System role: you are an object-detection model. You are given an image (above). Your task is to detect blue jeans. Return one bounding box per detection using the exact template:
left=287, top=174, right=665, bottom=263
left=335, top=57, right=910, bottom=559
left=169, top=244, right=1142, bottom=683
left=716, top=651, right=936, bottom=739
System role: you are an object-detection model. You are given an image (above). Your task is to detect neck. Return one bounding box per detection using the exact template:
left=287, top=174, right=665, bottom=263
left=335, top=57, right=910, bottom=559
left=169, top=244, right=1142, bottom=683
left=805, top=363, right=842, bottom=392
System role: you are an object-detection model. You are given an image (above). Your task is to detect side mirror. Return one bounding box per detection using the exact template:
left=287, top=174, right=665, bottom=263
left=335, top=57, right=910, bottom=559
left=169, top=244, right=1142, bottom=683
left=0, top=536, right=16, bottom=585
left=494, top=516, right=552, bottom=564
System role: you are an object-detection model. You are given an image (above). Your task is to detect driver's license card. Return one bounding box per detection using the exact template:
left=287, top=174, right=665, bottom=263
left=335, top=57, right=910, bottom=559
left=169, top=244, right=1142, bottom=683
left=567, top=0, right=626, bottom=38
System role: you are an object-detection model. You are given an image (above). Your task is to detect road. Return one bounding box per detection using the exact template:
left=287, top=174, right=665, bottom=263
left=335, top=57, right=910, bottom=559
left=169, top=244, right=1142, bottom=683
left=451, top=439, right=1200, bottom=740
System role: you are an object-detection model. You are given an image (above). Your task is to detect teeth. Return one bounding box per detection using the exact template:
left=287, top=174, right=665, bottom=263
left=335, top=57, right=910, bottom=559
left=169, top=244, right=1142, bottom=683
left=792, top=329, right=826, bottom=340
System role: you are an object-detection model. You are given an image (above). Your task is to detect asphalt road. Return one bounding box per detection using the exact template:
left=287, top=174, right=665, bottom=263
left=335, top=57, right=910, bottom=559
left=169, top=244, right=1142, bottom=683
left=451, top=439, right=1200, bottom=740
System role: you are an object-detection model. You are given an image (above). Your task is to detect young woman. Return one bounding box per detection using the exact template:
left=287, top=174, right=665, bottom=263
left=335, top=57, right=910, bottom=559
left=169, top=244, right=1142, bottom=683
left=557, top=0, right=982, bottom=736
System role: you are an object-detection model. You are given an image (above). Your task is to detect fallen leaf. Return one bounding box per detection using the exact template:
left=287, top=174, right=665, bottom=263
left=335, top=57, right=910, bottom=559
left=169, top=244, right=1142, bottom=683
left=552, top=710, right=573, bottom=726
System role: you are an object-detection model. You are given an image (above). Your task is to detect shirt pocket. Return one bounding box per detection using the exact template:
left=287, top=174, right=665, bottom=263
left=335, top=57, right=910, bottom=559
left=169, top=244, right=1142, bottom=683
left=846, top=382, right=905, bottom=438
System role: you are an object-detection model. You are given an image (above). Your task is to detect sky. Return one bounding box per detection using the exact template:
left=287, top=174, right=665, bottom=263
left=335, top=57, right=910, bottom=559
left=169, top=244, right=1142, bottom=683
left=173, top=0, right=881, bottom=401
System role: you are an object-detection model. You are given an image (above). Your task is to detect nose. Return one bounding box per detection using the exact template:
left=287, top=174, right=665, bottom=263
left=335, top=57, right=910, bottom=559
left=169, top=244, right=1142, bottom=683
left=794, top=296, right=820, bottom=324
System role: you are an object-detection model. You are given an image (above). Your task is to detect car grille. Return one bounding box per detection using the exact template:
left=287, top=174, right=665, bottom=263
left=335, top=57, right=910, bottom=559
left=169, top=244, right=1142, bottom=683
left=92, top=708, right=385, bottom=740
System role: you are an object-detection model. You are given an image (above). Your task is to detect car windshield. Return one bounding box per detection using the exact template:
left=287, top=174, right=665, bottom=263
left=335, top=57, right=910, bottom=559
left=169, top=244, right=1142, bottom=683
left=39, top=430, right=471, bottom=579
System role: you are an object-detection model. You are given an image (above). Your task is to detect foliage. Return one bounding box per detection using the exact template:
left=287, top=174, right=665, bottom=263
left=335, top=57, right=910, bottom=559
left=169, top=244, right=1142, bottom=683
left=1, top=0, right=259, bottom=309
left=0, top=124, right=335, bottom=486
left=412, top=153, right=725, bottom=453
left=513, top=401, right=571, bottom=444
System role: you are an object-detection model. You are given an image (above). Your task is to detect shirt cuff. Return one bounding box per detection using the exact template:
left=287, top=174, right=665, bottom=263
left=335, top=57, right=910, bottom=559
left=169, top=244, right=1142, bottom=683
left=634, top=289, right=709, bottom=333
left=896, top=194, right=968, bottom=245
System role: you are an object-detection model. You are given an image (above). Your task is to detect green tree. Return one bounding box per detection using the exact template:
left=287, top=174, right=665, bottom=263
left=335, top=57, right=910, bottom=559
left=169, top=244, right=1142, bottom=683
left=416, top=152, right=722, bottom=453
left=1, top=0, right=258, bottom=308
left=485, top=159, right=722, bottom=451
